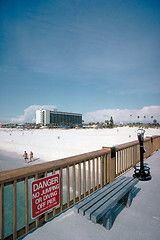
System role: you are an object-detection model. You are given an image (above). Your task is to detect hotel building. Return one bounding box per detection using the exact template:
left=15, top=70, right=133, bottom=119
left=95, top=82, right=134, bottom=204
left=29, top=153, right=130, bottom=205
left=36, top=109, right=82, bottom=126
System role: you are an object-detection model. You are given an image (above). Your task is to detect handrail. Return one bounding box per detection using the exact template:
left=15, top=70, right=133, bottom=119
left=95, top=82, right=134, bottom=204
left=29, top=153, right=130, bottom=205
left=115, top=140, right=139, bottom=150
left=0, top=149, right=109, bottom=184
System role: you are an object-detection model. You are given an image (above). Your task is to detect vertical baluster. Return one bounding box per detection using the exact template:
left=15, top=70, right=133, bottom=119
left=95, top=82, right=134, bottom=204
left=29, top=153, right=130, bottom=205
left=73, top=164, right=76, bottom=204
left=121, top=149, right=124, bottom=173
left=92, top=158, right=95, bottom=192
left=34, top=174, right=39, bottom=227
left=0, top=183, right=4, bottom=240
left=120, top=150, right=122, bottom=174
left=136, top=145, right=138, bottom=164
left=60, top=168, right=63, bottom=212
left=44, top=172, right=48, bottom=222
left=130, top=147, right=132, bottom=168
left=107, top=152, right=110, bottom=183
left=126, top=148, right=128, bottom=170
left=13, top=180, right=17, bottom=240
left=127, top=147, right=129, bottom=169
left=25, top=177, right=29, bottom=233
left=78, top=163, right=81, bottom=201
left=125, top=148, right=127, bottom=171
left=132, top=146, right=134, bottom=166
left=52, top=169, right=56, bottom=217
left=133, top=145, right=136, bottom=165
left=88, top=160, right=91, bottom=194
left=122, top=149, right=124, bottom=173
left=131, top=146, right=133, bottom=167
left=67, top=165, right=70, bottom=208
left=117, top=151, right=119, bottom=175
left=100, top=156, right=103, bottom=188
left=116, top=151, right=119, bottom=176
left=138, top=144, right=140, bottom=163
left=96, top=157, right=99, bottom=189
left=104, top=154, right=107, bottom=185
left=131, top=147, right=133, bottom=167
left=83, top=161, right=86, bottom=197
left=127, top=148, right=129, bottom=170
left=123, top=149, right=125, bottom=171
left=129, top=147, right=131, bottom=168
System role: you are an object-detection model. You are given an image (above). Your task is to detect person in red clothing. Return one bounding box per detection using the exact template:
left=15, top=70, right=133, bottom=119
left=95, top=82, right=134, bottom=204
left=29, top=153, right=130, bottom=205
left=30, top=151, right=33, bottom=162
left=23, top=151, right=28, bottom=163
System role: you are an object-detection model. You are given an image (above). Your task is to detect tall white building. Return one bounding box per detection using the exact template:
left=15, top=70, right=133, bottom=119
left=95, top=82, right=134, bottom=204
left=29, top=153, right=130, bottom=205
left=36, top=109, right=50, bottom=125
left=36, top=109, right=82, bottom=126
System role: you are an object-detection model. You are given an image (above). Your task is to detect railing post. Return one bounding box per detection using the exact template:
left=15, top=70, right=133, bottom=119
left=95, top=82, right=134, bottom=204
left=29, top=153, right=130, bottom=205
left=110, top=147, right=116, bottom=183
left=103, top=147, right=116, bottom=183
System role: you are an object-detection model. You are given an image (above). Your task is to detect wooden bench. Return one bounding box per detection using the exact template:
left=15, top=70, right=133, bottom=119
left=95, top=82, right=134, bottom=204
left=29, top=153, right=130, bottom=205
left=74, top=176, right=139, bottom=230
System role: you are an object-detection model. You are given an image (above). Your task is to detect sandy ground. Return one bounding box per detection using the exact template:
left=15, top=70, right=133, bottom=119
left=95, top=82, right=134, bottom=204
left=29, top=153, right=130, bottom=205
left=0, top=127, right=160, bottom=172
left=0, top=149, right=45, bottom=172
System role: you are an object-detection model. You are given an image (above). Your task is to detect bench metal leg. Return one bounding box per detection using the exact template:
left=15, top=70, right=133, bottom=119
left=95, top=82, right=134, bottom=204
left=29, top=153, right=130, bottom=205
left=103, top=209, right=113, bottom=230
left=124, top=190, right=132, bottom=208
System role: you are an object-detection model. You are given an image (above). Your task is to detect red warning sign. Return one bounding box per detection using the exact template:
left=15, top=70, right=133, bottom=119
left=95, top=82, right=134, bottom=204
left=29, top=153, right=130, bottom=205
left=31, top=174, right=60, bottom=218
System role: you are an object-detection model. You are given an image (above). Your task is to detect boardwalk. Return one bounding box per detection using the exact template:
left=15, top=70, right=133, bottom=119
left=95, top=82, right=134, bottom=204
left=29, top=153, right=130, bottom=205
left=23, top=150, right=160, bottom=240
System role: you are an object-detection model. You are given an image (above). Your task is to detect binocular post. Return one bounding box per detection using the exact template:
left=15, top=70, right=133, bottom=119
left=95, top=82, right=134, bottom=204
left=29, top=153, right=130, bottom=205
left=133, top=129, right=151, bottom=181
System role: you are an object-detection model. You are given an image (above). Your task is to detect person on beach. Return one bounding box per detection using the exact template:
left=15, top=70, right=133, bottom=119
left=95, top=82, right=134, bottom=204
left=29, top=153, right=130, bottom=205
left=23, top=151, right=28, bottom=163
left=30, top=151, right=33, bottom=162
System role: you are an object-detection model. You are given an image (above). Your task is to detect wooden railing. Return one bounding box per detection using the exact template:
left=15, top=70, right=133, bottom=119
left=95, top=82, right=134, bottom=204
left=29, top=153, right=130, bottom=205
left=0, top=149, right=111, bottom=240
left=0, top=135, right=160, bottom=240
left=115, top=137, right=152, bottom=177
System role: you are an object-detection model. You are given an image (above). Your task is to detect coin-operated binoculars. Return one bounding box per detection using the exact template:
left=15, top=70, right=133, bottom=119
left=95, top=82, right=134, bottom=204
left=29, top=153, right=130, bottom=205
left=133, top=129, right=151, bottom=181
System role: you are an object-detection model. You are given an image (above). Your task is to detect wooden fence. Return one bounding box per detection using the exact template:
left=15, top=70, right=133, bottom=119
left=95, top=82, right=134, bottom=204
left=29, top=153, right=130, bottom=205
left=0, top=135, right=160, bottom=240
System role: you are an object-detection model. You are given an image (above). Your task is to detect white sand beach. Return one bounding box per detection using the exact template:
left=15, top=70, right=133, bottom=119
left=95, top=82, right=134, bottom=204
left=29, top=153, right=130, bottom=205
left=0, top=127, right=160, bottom=171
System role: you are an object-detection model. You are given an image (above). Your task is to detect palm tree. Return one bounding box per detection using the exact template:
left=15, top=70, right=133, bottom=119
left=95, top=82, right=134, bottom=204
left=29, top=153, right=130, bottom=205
left=110, top=116, right=114, bottom=128
left=153, top=119, right=157, bottom=125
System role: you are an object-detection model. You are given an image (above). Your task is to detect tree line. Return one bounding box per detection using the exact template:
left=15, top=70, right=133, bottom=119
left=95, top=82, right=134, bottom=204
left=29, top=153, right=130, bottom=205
left=88, top=116, right=114, bottom=128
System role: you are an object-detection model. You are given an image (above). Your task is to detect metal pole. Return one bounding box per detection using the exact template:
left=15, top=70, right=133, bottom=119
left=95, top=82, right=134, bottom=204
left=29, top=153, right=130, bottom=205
left=140, top=140, right=144, bottom=174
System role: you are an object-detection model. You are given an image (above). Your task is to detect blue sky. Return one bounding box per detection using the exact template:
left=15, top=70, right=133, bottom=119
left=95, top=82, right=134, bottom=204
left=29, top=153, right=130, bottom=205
left=0, top=0, right=160, bottom=123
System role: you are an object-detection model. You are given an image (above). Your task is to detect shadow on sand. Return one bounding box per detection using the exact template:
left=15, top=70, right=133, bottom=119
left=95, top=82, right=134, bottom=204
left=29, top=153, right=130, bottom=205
left=26, top=158, right=40, bottom=164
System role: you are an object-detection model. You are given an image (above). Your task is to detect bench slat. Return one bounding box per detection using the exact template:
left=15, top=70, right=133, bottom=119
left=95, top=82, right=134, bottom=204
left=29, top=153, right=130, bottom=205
left=85, top=177, right=134, bottom=220
left=74, top=176, right=126, bottom=213
left=91, top=178, right=138, bottom=223
left=79, top=177, right=130, bottom=215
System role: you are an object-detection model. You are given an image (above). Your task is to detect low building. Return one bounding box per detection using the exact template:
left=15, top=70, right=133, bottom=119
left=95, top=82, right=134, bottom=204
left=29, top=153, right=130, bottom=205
left=36, top=109, right=82, bottom=126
